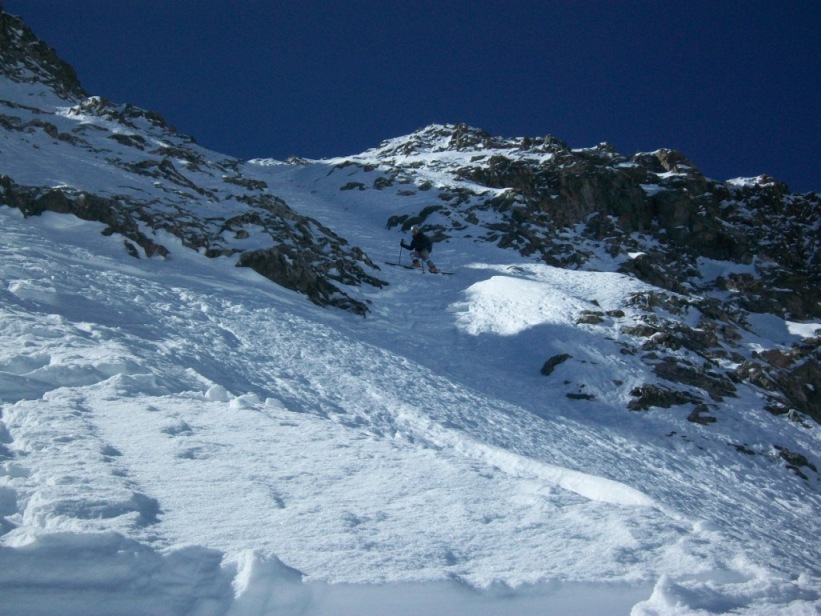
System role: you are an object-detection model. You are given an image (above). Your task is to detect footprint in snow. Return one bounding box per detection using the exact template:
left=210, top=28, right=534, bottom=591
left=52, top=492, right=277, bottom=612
left=161, top=421, right=193, bottom=437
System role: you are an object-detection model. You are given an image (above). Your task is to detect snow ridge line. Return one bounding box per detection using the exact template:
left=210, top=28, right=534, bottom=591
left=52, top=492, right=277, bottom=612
left=470, top=442, right=658, bottom=508
left=393, top=404, right=661, bottom=510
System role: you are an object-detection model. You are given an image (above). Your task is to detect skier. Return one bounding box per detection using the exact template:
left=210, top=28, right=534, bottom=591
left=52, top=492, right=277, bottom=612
left=401, top=225, right=438, bottom=273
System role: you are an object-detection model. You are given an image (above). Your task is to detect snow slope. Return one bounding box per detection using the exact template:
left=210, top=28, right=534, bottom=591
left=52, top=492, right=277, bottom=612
left=2, top=166, right=820, bottom=615
left=1, top=28, right=820, bottom=611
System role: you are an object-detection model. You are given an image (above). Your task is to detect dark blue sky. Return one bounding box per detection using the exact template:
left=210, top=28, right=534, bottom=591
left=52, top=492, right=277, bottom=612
left=5, top=0, right=820, bottom=192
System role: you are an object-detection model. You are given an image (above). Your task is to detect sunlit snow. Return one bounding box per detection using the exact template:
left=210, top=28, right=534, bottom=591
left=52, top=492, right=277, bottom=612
left=2, top=198, right=820, bottom=615
left=0, top=79, right=819, bottom=615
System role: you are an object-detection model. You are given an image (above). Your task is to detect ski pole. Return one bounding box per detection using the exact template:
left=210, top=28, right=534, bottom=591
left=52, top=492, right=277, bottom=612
left=398, top=245, right=403, bottom=266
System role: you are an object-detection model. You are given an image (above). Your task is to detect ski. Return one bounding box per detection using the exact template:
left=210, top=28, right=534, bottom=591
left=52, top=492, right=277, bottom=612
left=384, top=262, right=453, bottom=275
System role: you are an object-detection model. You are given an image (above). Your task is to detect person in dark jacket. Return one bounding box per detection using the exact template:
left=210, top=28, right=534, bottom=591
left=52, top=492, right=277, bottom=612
left=401, top=225, right=438, bottom=272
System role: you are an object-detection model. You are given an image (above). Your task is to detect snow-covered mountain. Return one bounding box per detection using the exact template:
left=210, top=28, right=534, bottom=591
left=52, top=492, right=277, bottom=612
left=1, top=5, right=820, bottom=615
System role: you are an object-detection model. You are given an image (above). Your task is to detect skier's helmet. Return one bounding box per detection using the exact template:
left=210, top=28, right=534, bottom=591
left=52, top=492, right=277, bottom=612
left=411, top=225, right=419, bottom=233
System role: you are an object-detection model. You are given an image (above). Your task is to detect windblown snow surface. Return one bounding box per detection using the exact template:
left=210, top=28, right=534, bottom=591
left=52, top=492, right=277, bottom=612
left=1, top=118, right=820, bottom=613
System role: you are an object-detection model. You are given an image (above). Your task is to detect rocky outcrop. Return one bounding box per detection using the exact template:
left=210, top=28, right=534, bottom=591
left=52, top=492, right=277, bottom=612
left=0, top=177, right=169, bottom=257
left=0, top=4, right=387, bottom=314
left=540, top=353, right=571, bottom=376
left=775, top=446, right=818, bottom=480
left=0, top=100, right=388, bottom=314
left=1, top=174, right=385, bottom=314
left=0, top=4, right=86, bottom=100
left=339, top=123, right=820, bottom=425
left=746, top=339, right=821, bottom=424
left=371, top=125, right=819, bottom=319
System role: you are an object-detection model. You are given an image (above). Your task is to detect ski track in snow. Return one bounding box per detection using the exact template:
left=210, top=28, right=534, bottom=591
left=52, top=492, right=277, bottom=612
left=1, top=152, right=820, bottom=614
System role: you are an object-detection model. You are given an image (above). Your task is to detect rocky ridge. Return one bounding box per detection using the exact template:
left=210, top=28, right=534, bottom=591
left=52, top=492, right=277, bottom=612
left=0, top=4, right=384, bottom=314
left=296, top=122, right=820, bottom=437
left=0, top=4, right=85, bottom=100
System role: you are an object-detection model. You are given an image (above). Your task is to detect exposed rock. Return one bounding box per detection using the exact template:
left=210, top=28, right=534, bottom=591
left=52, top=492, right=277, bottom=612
left=687, top=405, right=718, bottom=425
left=1, top=177, right=169, bottom=257
left=223, top=175, right=267, bottom=191
left=622, top=323, right=661, bottom=338
left=0, top=173, right=386, bottom=314
left=628, top=385, right=700, bottom=411
left=341, top=182, right=366, bottom=191
left=0, top=6, right=86, bottom=100
left=770, top=349, right=821, bottom=424
left=732, top=443, right=756, bottom=455
left=576, top=311, right=605, bottom=325
left=371, top=124, right=821, bottom=323
left=567, top=392, right=596, bottom=401
left=340, top=122, right=821, bottom=424
left=0, top=11, right=389, bottom=317
left=654, top=358, right=736, bottom=401
left=774, top=446, right=818, bottom=480
left=236, top=248, right=368, bottom=315
left=540, top=353, right=571, bottom=376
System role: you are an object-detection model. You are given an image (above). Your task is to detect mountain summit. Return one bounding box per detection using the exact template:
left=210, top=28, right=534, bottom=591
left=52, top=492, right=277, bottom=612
left=1, top=5, right=820, bottom=615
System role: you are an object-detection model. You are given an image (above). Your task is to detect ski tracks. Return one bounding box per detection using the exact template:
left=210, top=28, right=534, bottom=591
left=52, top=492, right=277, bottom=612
left=208, top=302, right=697, bottom=582
left=0, top=209, right=747, bottom=591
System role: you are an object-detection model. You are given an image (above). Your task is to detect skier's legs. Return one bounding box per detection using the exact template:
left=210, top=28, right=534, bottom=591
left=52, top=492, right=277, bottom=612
left=411, top=249, right=436, bottom=271
left=416, top=249, right=436, bottom=271
left=411, top=249, right=429, bottom=268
